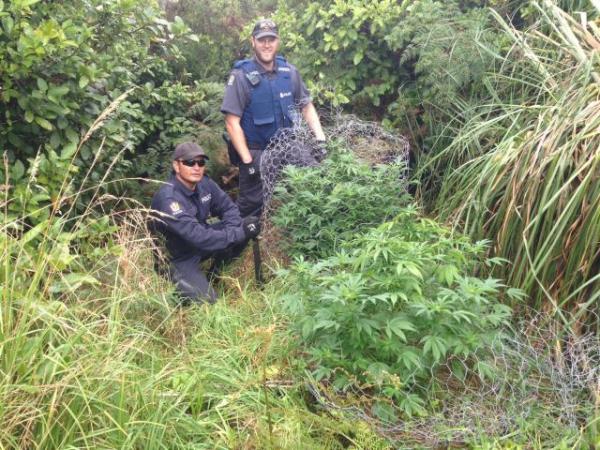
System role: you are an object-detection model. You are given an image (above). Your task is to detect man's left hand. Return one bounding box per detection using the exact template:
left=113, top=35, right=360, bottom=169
left=242, top=215, right=261, bottom=239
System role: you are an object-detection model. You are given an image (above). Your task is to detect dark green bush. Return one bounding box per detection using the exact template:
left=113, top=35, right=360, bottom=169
left=272, top=148, right=411, bottom=259
left=163, top=0, right=282, bottom=81
left=275, top=0, right=499, bottom=133
left=0, top=0, right=204, bottom=219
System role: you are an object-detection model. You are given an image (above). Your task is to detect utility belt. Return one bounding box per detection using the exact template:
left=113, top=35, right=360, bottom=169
left=247, top=143, right=263, bottom=151
left=222, top=133, right=264, bottom=166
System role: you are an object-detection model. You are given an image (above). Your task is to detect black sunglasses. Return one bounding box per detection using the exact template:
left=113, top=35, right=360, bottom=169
left=179, top=159, right=206, bottom=167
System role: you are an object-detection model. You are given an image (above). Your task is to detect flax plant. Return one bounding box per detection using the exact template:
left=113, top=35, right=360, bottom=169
left=420, top=1, right=600, bottom=323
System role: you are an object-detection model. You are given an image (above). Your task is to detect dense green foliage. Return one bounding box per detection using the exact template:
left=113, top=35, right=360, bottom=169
left=273, top=151, right=516, bottom=418
left=274, top=0, right=599, bottom=323
left=283, top=216, right=515, bottom=418
left=0, top=214, right=360, bottom=448
left=2, top=0, right=600, bottom=447
left=272, top=149, right=410, bottom=259
left=419, top=1, right=600, bottom=318
left=275, top=0, right=499, bottom=136
left=163, top=0, right=281, bottom=80
left=0, top=0, right=210, bottom=219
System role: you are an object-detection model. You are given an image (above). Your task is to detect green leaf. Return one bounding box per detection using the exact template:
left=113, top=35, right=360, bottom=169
left=21, top=220, right=50, bottom=245
left=398, top=393, right=426, bottom=417
left=1, top=16, right=13, bottom=34
left=65, top=127, right=79, bottom=143
left=421, top=335, right=447, bottom=362
left=61, top=141, right=77, bottom=159
left=15, top=0, right=42, bottom=8
left=78, top=76, right=89, bottom=89
left=37, top=78, right=48, bottom=92
left=387, top=317, right=415, bottom=341
left=25, top=110, right=34, bottom=123
left=314, top=319, right=337, bottom=330
left=47, top=85, right=70, bottom=103
left=35, top=117, right=53, bottom=130
left=302, top=317, right=315, bottom=339
left=353, top=52, right=364, bottom=65
left=372, top=401, right=397, bottom=422
left=50, top=273, right=99, bottom=294
left=450, top=359, right=466, bottom=381
left=436, top=264, right=459, bottom=285
left=50, top=132, right=61, bottom=149
left=475, top=360, right=496, bottom=381
left=12, top=159, right=25, bottom=180
left=397, top=349, right=421, bottom=370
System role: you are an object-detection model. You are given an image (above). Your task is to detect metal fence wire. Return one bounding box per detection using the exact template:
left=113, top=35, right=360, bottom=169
left=260, top=110, right=410, bottom=220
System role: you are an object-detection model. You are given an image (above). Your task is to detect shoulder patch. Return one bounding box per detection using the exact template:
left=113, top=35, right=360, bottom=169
left=169, top=201, right=183, bottom=215
left=227, top=74, right=235, bottom=86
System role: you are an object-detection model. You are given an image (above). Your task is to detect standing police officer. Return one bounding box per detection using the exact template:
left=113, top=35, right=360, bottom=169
left=151, top=142, right=260, bottom=304
left=221, top=18, right=326, bottom=217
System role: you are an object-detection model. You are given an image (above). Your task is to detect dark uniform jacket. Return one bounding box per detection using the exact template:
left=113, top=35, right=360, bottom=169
left=151, top=175, right=246, bottom=262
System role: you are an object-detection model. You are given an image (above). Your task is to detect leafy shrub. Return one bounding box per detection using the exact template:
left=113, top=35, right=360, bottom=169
left=271, top=148, right=411, bottom=259
left=275, top=0, right=498, bottom=129
left=281, top=209, right=518, bottom=417
left=163, top=0, right=282, bottom=81
left=0, top=0, right=204, bottom=215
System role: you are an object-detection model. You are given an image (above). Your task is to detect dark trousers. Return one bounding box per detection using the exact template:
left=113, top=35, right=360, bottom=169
left=238, top=149, right=263, bottom=217
left=169, top=228, right=248, bottom=305
left=237, top=140, right=319, bottom=217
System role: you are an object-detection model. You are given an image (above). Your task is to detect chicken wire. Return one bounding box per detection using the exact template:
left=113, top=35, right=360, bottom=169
left=306, top=311, right=600, bottom=447
left=259, top=110, right=410, bottom=219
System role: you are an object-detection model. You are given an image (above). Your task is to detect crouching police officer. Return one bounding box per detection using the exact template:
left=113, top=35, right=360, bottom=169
left=151, top=142, right=260, bottom=304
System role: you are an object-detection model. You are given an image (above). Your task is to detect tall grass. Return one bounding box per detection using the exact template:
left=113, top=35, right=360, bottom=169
left=0, top=100, right=376, bottom=448
left=419, top=0, right=600, bottom=324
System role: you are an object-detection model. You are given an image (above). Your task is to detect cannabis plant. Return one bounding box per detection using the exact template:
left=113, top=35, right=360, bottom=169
left=281, top=208, right=519, bottom=418
left=272, top=149, right=411, bottom=259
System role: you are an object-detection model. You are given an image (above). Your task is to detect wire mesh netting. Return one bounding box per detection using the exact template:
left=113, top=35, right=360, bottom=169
left=259, top=110, right=410, bottom=219
left=304, top=311, right=600, bottom=447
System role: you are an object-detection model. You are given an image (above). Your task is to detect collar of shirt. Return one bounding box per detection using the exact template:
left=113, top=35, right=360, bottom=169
left=169, top=174, right=200, bottom=197
left=252, top=56, right=278, bottom=75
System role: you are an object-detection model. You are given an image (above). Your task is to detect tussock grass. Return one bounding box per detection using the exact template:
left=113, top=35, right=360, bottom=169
left=0, top=198, right=370, bottom=449
left=419, top=1, right=600, bottom=322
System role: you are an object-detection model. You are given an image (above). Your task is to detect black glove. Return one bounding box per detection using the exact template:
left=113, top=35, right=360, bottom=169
left=240, top=160, right=260, bottom=180
left=314, top=139, right=327, bottom=162
left=242, top=215, right=261, bottom=239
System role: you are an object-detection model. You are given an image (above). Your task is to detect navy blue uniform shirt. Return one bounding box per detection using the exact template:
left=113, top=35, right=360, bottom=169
left=151, top=175, right=245, bottom=262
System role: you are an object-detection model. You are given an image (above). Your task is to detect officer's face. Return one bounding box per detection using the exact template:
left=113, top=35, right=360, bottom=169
left=252, top=36, right=279, bottom=65
left=172, top=158, right=206, bottom=189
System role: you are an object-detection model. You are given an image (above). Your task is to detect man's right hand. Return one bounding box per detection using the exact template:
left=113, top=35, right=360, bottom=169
left=242, top=216, right=261, bottom=239
left=314, top=139, right=327, bottom=162
left=240, top=160, right=260, bottom=180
